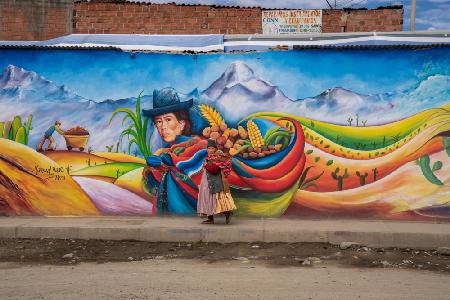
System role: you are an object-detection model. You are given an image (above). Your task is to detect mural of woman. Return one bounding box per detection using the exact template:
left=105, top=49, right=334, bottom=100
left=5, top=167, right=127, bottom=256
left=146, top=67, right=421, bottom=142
left=143, top=87, right=208, bottom=215
left=143, top=88, right=194, bottom=146
left=142, top=87, right=307, bottom=217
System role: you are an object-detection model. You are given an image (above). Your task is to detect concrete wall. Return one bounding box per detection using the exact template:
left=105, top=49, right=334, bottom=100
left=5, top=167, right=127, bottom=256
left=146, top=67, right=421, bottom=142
left=0, top=47, right=448, bottom=219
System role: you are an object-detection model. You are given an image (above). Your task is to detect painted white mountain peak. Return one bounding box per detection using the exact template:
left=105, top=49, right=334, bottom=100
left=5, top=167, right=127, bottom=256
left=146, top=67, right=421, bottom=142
left=201, top=61, right=449, bottom=125
left=0, top=65, right=85, bottom=103
left=204, top=61, right=290, bottom=102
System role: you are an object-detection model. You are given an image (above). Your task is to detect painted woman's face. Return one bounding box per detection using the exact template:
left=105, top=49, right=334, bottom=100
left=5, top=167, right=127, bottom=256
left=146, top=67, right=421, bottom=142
left=207, top=146, right=217, bottom=155
left=154, top=113, right=186, bottom=144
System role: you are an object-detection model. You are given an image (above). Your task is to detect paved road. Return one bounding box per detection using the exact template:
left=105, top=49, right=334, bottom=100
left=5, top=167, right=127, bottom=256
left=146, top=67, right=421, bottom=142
left=1, top=259, right=449, bottom=300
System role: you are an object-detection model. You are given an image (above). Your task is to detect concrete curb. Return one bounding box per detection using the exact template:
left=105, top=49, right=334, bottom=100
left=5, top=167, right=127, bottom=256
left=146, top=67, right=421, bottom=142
left=0, top=217, right=449, bottom=249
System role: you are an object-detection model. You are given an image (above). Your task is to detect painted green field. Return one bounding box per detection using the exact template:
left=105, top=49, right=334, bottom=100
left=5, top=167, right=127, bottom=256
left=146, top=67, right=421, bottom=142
left=248, top=103, right=450, bottom=151
left=71, top=162, right=144, bottom=179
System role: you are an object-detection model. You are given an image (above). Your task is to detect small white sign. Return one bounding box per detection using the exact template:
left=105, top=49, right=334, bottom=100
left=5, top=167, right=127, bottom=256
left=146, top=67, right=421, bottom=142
left=262, top=10, right=322, bottom=34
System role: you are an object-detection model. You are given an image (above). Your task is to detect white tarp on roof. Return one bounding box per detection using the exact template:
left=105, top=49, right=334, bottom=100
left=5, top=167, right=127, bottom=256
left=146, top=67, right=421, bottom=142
left=0, top=34, right=224, bottom=52
left=0, top=32, right=449, bottom=52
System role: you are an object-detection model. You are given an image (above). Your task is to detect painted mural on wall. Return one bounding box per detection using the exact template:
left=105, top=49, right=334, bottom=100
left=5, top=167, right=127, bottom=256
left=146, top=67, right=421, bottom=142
left=0, top=48, right=449, bottom=219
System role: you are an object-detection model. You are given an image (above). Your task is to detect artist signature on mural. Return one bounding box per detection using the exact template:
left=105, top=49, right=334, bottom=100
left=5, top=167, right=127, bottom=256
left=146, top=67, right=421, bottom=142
left=34, top=165, right=66, bottom=181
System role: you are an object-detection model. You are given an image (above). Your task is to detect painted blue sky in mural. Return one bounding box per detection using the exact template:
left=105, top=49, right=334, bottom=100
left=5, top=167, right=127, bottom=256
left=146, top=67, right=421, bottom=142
left=0, top=48, right=449, bottom=102
left=0, top=48, right=449, bottom=152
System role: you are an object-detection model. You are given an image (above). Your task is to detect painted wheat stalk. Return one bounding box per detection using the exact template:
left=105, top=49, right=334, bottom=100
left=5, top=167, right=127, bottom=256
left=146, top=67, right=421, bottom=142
left=198, top=104, right=226, bottom=127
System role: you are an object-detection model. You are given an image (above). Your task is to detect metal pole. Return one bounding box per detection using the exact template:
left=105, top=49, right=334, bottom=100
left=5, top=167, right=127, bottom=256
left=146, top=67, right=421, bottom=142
left=324, top=0, right=333, bottom=9
left=410, top=0, right=416, bottom=31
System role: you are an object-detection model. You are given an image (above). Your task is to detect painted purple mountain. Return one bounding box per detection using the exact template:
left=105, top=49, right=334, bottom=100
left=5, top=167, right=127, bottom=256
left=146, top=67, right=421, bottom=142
left=0, top=65, right=147, bottom=151
left=0, top=65, right=86, bottom=103
left=200, top=61, right=395, bottom=124
left=200, top=61, right=449, bottom=125
left=201, top=61, right=290, bottom=122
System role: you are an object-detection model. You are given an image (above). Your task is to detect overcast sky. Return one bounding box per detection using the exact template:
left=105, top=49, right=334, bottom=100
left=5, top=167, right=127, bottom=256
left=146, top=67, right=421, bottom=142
left=137, top=0, right=449, bottom=31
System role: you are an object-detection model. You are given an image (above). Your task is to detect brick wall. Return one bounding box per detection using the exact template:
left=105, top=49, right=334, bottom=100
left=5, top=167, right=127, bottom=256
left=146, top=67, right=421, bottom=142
left=0, top=0, right=403, bottom=41
left=73, top=2, right=402, bottom=35
left=0, top=0, right=73, bottom=41
left=322, top=9, right=403, bottom=32
left=74, top=2, right=262, bottom=35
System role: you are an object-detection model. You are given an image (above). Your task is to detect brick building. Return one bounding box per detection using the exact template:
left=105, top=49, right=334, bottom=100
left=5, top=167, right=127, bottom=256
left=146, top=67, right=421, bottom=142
left=0, top=0, right=403, bottom=41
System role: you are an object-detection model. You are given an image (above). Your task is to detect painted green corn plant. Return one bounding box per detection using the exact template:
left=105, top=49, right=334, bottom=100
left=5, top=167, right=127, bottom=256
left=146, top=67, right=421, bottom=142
left=109, top=91, right=153, bottom=159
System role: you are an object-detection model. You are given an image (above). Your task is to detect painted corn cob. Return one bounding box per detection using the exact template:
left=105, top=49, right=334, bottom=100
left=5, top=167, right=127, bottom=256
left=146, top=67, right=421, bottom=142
left=247, top=120, right=264, bottom=148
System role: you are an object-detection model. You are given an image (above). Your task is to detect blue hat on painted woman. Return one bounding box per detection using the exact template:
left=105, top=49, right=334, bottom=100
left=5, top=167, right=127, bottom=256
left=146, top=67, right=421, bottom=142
left=142, top=87, right=193, bottom=118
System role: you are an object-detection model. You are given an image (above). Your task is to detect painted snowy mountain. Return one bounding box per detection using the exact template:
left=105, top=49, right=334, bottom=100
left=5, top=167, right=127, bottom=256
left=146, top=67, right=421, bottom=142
left=200, top=61, right=450, bottom=125
left=0, top=65, right=86, bottom=103
left=293, top=87, right=394, bottom=123
left=0, top=65, right=146, bottom=151
left=202, top=61, right=291, bottom=123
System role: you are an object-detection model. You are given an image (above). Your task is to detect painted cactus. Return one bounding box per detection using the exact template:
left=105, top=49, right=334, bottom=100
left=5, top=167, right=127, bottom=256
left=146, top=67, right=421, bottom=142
left=3, top=121, right=12, bottom=139
left=0, top=115, right=33, bottom=145
left=331, top=167, right=349, bottom=191
left=11, top=116, right=21, bottom=139
left=372, top=168, right=378, bottom=181
left=24, top=114, right=33, bottom=145
left=445, top=137, right=450, bottom=157
left=418, top=155, right=443, bottom=186
left=356, top=171, right=368, bottom=186
left=14, top=127, right=26, bottom=144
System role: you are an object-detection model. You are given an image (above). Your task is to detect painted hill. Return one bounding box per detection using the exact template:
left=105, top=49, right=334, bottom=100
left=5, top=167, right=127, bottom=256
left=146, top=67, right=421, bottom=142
left=0, top=139, right=99, bottom=216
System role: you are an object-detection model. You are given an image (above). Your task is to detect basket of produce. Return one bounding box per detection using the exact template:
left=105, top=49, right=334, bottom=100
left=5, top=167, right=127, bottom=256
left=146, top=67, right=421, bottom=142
left=199, top=104, right=292, bottom=160
left=63, top=126, right=90, bottom=151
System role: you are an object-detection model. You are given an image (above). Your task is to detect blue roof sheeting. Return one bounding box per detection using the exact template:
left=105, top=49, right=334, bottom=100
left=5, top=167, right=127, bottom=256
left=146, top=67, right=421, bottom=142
left=0, top=32, right=449, bottom=52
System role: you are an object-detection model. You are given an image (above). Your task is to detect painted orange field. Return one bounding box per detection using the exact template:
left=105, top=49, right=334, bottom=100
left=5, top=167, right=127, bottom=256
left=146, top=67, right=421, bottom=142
left=0, top=139, right=99, bottom=216
left=298, top=105, right=448, bottom=192
left=303, top=136, right=444, bottom=192
left=290, top=151, right=450, bottom=217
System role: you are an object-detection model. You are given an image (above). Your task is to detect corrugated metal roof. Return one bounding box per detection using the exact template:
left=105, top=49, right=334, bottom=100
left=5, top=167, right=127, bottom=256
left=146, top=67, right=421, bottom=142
left=74, top=0, right=403, bottom=10
left=74, top=0, right=262, bottom=9
left=223, top=31, right=450, bottom=51
left=0, top=32, right=449, bottom=53
left=0, top=34, right=224, bottom=52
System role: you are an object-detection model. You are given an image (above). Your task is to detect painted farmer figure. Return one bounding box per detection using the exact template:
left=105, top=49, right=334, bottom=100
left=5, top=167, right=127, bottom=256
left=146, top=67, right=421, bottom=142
left=143, top=87, right=207, bottom=215
left=37, top=121, right=65, bottom=151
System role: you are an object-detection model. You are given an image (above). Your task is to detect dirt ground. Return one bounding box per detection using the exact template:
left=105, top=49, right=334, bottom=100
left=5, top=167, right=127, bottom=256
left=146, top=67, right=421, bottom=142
left=1, top=239, right=450, bottom=300
left=1, top=238, right=449, bottom=273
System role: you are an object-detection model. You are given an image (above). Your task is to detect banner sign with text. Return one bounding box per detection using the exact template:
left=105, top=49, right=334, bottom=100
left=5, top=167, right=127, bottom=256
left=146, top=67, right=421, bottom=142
left=262, top=10, right=322, bottom=34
